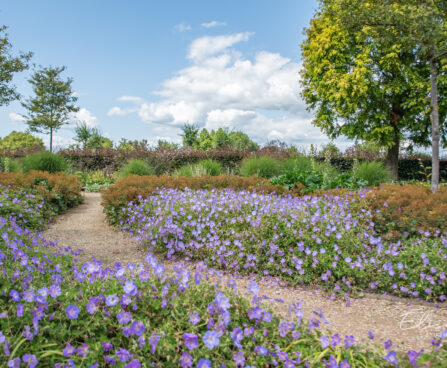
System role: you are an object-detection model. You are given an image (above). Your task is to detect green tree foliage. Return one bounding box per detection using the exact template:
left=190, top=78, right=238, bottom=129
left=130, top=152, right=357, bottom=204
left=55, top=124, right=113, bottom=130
left=228, top=131, right=259, bottom=150
left=188, top=127, right=258, bottom=151
left=0, top=131, right=44, bottom=152
left=180, top=123, right=200, bottom=147
left=22, top=66, right=79, bottom=152
left=333, top=0, right=447, bottom=190
left=300, top=0, right=446, bottom=181
left=117, top=139, right=149, bottom=151
left=0, top=25, right=33, bottom=106
left=156, top=140, right=179, bottom=150
left=86, top=131, right=113, bottom=149
left=73, top=122, right=95, bottom=149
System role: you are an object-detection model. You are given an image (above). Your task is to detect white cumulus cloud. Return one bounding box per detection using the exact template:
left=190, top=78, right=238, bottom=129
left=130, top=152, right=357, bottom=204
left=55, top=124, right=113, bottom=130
left=187, top=32, right=253, bottom=61
left=201, top=21, right=227, bottom=28
left=108, top=31, right=338, bottom=147
left=71, top=108, right=98, bottom=128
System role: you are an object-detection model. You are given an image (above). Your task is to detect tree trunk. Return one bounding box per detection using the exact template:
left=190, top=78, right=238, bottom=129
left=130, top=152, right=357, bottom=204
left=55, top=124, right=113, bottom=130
left=430, top=56, right=440, bottom=192
left=386, top=129, right=399, bottom=181
left=50, top=127, right=53, bottom=153
left=386, top=109, right=400, bottom=181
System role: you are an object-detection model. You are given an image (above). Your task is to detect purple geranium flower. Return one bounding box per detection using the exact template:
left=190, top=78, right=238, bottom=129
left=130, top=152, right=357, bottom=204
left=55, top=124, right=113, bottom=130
left=183, top=333, right=199, bottom=351
left=117, top=348, right=131, bottom=362
left=189, top=312, right=200, bottom=325
left=179, top=351, right=194, bottom=368
left=203, top=330, right=220, bottom=349
left=106, top=294, right=119, bottom=307
left=130, top=321, right=145, bottom=336
left=197, top=359, right=212, bottom=368
left=65, top=305, right=79, bottom=320
left=63, top=342, right=75, bottom=357
left=22, top=354, right=38, bottom=368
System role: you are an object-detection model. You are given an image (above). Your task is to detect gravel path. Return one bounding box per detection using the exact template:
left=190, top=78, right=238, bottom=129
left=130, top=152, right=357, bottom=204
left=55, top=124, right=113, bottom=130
left=43, top=192, right=447, bottom=352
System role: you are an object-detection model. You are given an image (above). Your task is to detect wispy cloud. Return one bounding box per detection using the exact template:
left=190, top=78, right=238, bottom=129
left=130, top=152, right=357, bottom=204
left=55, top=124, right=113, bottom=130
left=201, top=20, right=227, bottom=28
left=9, top=112, right=26, bottom=123
left=174, top=23, right=192, bottom=32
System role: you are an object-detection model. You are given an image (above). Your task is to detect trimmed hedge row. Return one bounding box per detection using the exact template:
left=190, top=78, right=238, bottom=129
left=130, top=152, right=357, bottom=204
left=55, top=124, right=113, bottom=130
left=59, top=147, right=249, bottom=174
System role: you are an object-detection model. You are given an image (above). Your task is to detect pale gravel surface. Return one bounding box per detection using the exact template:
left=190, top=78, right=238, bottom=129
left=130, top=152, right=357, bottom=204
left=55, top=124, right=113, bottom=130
left=42, top=192, right=447, bottom=352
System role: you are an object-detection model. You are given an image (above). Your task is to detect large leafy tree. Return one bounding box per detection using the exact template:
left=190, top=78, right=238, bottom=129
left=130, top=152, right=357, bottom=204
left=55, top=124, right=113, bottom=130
left=0, top=131, right=44, bottom=152
left=333, top=0, right=447, bottom=190
left=300, top=0, right=446, bottom=181
left=22, top=66, right=79, bottom=152
left=0, top=25, right=33, bottom=106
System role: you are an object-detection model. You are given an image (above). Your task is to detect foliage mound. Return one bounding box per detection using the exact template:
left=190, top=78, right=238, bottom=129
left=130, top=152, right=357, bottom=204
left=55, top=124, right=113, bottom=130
left=354, top=161, right=389, bottom=186
left=120, top=159, right=154, bottom=177
left=239, top=156, right=283, bottom=178
left=0, top=131, right=44, bottom=152
left=175, top=159, right=224, bottom=177
left=366, top=184, right=447, bottom=238
left=21, top=151, right=68, bottom=173
left=0, top=185, right=446, bottom=367
left=0, top=171, right=83, bottom=215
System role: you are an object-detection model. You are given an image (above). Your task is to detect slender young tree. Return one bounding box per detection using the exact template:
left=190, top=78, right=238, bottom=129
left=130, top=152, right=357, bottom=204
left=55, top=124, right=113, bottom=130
left=22, top=66, right=79, bottom=152
left=0, top=25, right=33, bottom=106
left=74, top=121, right=94, bottom=149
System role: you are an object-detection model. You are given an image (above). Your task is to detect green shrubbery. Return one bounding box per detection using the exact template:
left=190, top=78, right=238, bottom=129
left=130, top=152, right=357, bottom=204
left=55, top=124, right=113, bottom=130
left=120, top=159, right=154, bottom=177
left=354, top=161, right=390, bottom=186
left=239, top=155, right=282, bottom=178
left=21, top=151, right=68, bottom=173
left=175, top=159, right=224, bottom=177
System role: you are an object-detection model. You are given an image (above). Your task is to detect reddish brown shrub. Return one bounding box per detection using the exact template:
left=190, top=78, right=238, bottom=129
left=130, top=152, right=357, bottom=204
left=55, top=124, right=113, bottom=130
left=366, top=184, right=447, bottom=238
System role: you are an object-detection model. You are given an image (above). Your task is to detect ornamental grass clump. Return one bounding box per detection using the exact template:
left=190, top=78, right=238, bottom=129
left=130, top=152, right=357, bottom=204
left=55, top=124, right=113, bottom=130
left=21, top=151, right=68, bottom=173
left=239, top=156, right=283, bottom=178
left=120, top=159, right=154, bottom=177
left=120, top=188, right=447, bottom=302
left=1, top=186, right=446, bottom=366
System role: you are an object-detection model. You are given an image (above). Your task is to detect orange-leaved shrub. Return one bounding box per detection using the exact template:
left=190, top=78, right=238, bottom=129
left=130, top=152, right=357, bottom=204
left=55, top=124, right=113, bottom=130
left=102, top=174, right=296, bottom=224
left=0, top=171, right=83, bottom=212
left=366, top=184, right=447, bottom=238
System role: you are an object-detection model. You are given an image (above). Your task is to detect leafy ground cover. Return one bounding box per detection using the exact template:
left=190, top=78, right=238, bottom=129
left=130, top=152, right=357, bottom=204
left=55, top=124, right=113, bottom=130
left=119, top=188, right=447, bottom=302
left=1, top=184, right=446, bottom=366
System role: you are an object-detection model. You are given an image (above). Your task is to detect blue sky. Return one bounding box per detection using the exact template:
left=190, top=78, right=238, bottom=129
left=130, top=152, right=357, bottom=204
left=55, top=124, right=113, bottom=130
left=1, top=0, right=356, bottom=150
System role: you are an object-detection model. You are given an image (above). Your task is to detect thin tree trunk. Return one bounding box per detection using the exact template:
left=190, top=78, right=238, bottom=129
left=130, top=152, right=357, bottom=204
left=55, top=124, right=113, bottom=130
left=430, top=56, right=440, bottom=192
left=386, top=110, right=400, bottom=181
left=386, top=131, right=399, bottom=181
left=50, top=127, right=53, bottom=153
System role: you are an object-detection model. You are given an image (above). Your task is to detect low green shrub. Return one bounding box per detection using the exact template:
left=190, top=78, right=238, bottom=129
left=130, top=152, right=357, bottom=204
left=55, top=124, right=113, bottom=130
left=21, top=151, right=68, bottom=173
left=120, top=159, right=154, bottom=177
left=239, top=156, right=282, bottom=178
left=175, top=159, right=224, bottom=177
left=354, top=161, right=389, bottom=186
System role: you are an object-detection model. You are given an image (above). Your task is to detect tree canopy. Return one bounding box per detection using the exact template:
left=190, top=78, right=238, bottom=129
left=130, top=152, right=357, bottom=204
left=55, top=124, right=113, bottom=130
left=0, top=131, right=44, bottom=152
left=300, top=0, right=447, bottom=181
left=21, top=66, right=79, bottom=152
left=0, top=25, right=33, bottom=106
